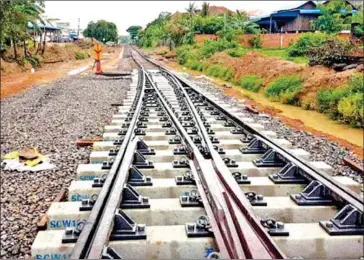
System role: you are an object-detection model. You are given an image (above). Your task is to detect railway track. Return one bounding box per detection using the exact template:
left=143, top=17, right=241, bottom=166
left=31, top=46, right=363, bottom=259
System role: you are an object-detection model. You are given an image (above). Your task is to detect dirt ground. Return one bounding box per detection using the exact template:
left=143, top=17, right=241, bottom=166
left=1, top=46, right=122, bottom=99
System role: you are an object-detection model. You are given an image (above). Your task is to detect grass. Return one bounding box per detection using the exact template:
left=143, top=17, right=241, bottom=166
left=265, top=75, right=303, bottom=104
left=254, top=48, right=309, bottom=65
left=237, top=75, right=264, bottom=92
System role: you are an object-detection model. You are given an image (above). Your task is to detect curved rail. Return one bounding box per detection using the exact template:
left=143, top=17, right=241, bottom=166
left=132, top=49, right=285, bottom=259
left=135, top=47, right=363, bottom=212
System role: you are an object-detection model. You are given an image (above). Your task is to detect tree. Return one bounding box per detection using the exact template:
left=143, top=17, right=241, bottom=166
left=1, top=0, right=44, bottom=59
left=83, top=20, right=118, bottom=43
left=315, top=0, right=352, bottom=33
left=184, top=2, right=196, bottom=44
left=126, top=25, right=142, bottom=41
left=201, top=2, right=209, bottom=17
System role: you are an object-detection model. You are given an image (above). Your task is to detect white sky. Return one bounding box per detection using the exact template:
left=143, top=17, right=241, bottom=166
left=44, top=1, right=305, bottom=35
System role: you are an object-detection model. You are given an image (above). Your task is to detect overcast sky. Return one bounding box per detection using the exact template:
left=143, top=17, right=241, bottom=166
left=44, top=1, right=305, bottom=35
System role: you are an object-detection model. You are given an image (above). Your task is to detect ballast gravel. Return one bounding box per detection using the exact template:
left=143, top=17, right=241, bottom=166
left=0, top=75, right=129, bottom=259
left=186, top=75, right=363, bottom=183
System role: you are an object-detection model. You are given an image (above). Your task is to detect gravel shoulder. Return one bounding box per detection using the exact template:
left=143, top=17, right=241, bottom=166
left=0, top=75, right=129, bottom=258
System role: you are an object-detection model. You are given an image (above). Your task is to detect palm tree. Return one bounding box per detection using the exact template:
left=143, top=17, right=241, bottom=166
left=4, top=1, right=44, bottom=59
left=186, top=2, right=196, bottom=17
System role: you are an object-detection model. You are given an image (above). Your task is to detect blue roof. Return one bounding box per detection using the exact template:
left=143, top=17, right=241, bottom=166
left=299, top=9, right=321, bottom=15
left=271, top=10, right=299, bottom=18
left=256, top=7, right=357, bottom=23
left=27, top=22, right=60, bottom=31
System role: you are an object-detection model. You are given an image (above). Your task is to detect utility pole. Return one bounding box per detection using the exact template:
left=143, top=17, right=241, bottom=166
left=77, top=17, right=80, bottom=36
left=269, top=16, right=272, bottom=33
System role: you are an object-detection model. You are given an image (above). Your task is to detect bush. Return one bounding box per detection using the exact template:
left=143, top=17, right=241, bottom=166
left=338, top=93, right=363, bottom=127
left=308, top=38, right=352, bottom=67
left=199, top=39, right=237, bottom=58
left=348, top=74, right=364, bottom=93
left=205, top=64, right=233, bottom=81
left=287, top=32, right=329, bottom=57
left=75, top=51, right=86, bottom=60
left=176, top=45, right=195, bottom=65
left=185, top=59, right=203, bottom=71
left=316, top=74, right=363, bottom=123
left=249, top=35, right=262, bottom=49
left=226, top=47, right=247, bottom=58
left=238, top=75, right=264, bottom=92
left=316, top=88, right=349, bottom=118
left=25, top=56, right=41, bottom=68
left=265, top=75, right=302, bottom=104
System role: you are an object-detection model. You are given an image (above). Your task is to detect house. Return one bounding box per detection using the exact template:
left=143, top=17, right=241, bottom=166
left=27, top=21, right=61, bottom=42
left=254, top=1, right=358, bottom=33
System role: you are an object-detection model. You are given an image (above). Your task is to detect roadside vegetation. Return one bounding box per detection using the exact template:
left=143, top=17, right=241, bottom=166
left=265, top=75, right=303, bottom=105
left=134, top=1, right=363, bottom=128
left=83, top=20, right=118, bottom=43
left=317, top=74, right=363, bottom=127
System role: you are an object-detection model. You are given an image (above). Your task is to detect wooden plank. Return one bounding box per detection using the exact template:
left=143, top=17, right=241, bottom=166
left=343, top=158, right=364, bottom=174
left=37, top=189, right=67, bottom=231
left=75, top=136, right=103, bottom=147
left=245, top=105, right=259, bottom=114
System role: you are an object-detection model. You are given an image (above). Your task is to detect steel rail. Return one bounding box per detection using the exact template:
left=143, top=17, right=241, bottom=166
left=141, top=68, right=237, bottom=259
left=137, top=48, right=363, bottom=213
left=133, top=48, right=284, bottom=258
left=134, top=53, right=255, bottom=258
left=71, top=69, right=146, bottom=259
left=86, top=138, right=139, bottom=258
left=183, top=79, right=364, bottom=211
left=163, top=70, right=285, bottom=259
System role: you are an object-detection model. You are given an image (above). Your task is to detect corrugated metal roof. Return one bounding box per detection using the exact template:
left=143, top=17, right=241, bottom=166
left=299, top=9, right=321, bottom=14
left=271, top=10, right=299, bottom=18
left=27, top=22, right=60, bottom=31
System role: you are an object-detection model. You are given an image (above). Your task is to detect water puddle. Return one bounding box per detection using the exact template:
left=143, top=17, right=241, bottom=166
left=236, top=87, right=363, bottom=148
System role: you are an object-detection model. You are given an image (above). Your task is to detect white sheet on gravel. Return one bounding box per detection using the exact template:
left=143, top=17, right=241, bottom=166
left=1, top=157, right=55, bottom=172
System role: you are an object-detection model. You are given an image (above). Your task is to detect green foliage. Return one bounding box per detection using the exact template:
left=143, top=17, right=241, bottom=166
left=248, top=35, right=262, bottom=48
left=338, top=93, right=363, bottom=127
left=25, top=56, right=40, bottom=67
left=217, top=28, right=243, bottom=42
left=199, top=39, right=237, bottom=58
left=75, top=51, right=86, bottom=60
left=265, top=75, right=302, bottom=104
left=194, top=16, right=224, bottom=34
left=287, top=32, right=329, bottom=57
left=308, top=38, right=352, bottom=67
left=185, top=59, right=203, bottom=71
left=316, top=74, right=364, bottom=126
left=257, top=49, right=308, bottom=64
left=317, top=88, right=348, bottom=118
left=238, top=75, right=264, bottom=92
left=176, top=45, right=195, bottom=64
left=201, top=2, right=209, bottom=17
left=205, top=64, right=233, bottom=81
left=137, top=3, right=259, bottom=49
left=83, top=20, right=118, bottom=43
left=225, top=47, right=247, bottom=57
left=315, top=0, right=352, bottom=33
left=1, top=0, right=44, bottom=59
left=348, top=73, right=364, bottom=93
left=126, top=25, right=142, bottom=40
left=352, top=11, right=364, bottom=38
